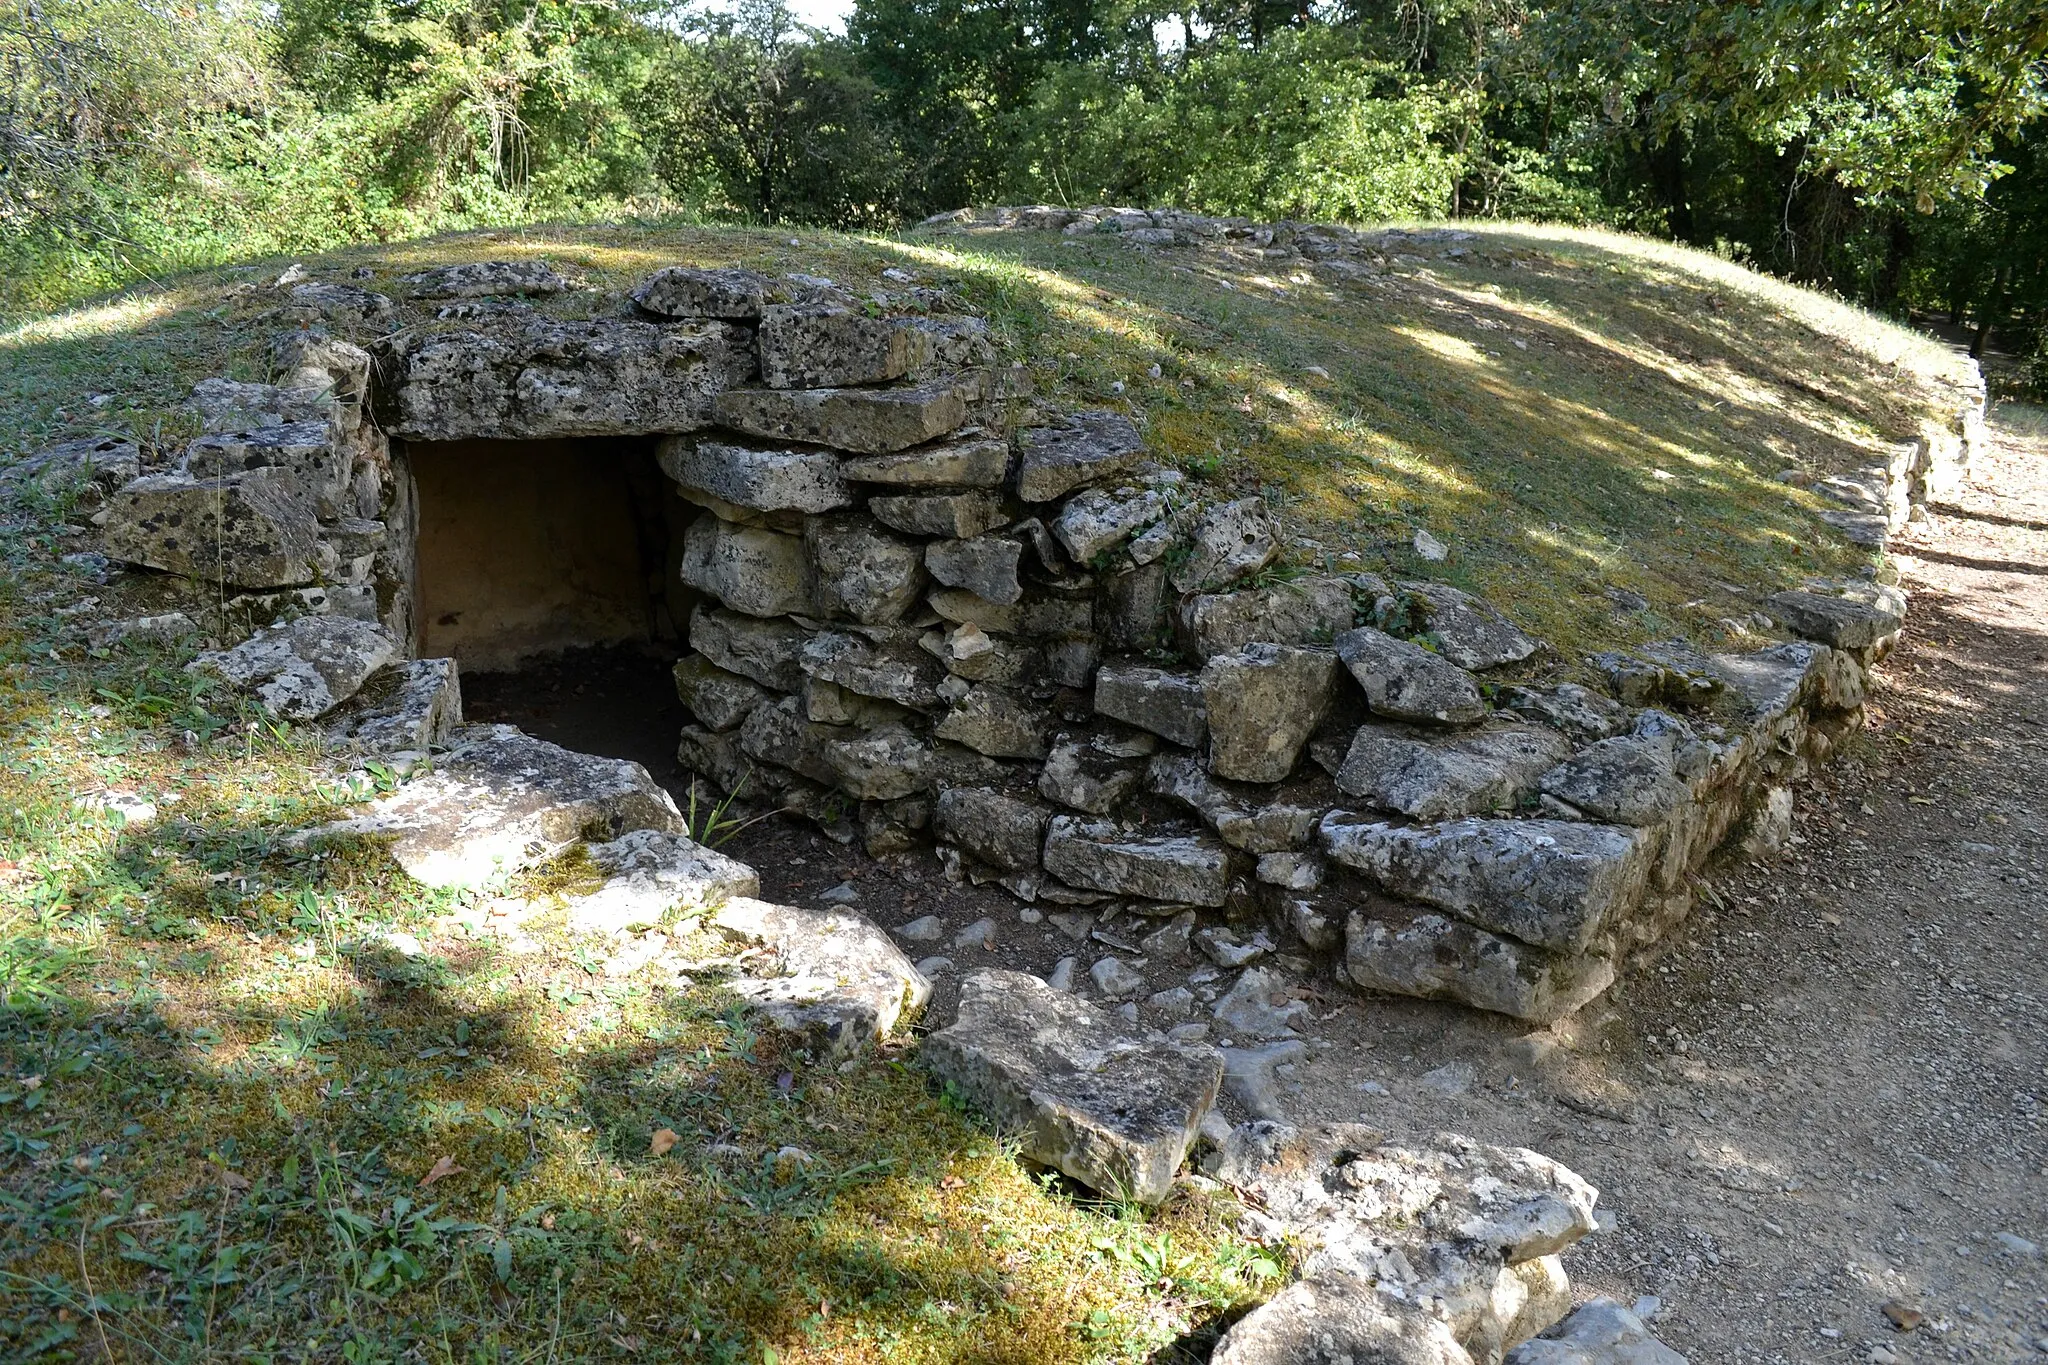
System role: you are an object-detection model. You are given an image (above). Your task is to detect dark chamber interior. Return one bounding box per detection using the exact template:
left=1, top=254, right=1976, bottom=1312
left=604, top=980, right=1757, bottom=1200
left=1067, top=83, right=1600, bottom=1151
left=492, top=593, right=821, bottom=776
left=408, top=436, right=694, bottom=792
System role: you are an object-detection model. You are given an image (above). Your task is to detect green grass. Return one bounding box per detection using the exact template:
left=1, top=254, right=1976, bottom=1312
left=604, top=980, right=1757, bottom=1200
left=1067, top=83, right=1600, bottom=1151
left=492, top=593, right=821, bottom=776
left=0, top=217, right=1977, bottom=1361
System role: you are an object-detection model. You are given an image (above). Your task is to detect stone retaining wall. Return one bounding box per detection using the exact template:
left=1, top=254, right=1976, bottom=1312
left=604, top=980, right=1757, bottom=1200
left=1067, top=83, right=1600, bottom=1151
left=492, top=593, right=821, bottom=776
left=68, top=235, right=1991, bottom=1025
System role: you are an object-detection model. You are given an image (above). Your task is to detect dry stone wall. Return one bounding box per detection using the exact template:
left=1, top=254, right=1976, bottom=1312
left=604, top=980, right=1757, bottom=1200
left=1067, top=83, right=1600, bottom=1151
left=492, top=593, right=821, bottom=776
left=61, top=242, right=1983, bottom=1030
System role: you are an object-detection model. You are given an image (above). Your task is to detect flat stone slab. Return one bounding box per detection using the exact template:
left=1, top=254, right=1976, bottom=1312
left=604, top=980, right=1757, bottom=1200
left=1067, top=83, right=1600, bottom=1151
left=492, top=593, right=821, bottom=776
left=869, top=490, right=1008, bottom=539
left=923, top=969, right=1222, bottom=1203
left=402, top=260, right=576, bottom=299
left=1200, top=644, right=1340, bottom=783
left=690, top=607, right=810, bottom=692
left=757, top=304, right=932, bottom=388
left=314, top=725, right=683, bottom=887
left=841, top=434, right=1010, bottom=487
left=800, top=631, right=947, bottom=710
left=1336, top=721, right=1571, bottom=821
left=1401, top=581, right=1541, bottom=670
left=679, top=515, right=814, bottom=617
left=1043, top=815, right=1230, bottom=905
left=1321, top=815, right=1649, bottom=953
left=713, top=373, right=983, bottom=454
left=1015, top=412, right=1144, bottom=502
left=1335, top=626, right=1487, bottom=725
left=102, top=468, right=322, bottom=588
left=1537, top=734, right=1692, bottom=826
left=189, top=616, right=397, bottom=720
left=1506, top=1299, right=1690, bottom=1365
left=1763, top=582, right=1907, bottom=650
left=1171, top=498, right=1281, bottom=592
left=561, top=829, right=760, bottom=934
left=935, top=787, right=1051, bottom=872
left=1053, top=484, right=1167, bottom=561
left=385, top=317, right=754, bottom=440
left=806, top=515, right=928, bottom=623
left=672, top=654, right=770, bottom=731
left=631, top=266, right=772, bottom=320
left=1180, top=575, right=1357, bottom=659
left=1, top=436, right=142, bottom=501
left=1093, top=664, right=1208, bottom=748
left=716, top=897, right=931, bottom=1059
left=659, top=439, right=854, bottom=513
left=327, top=657, right=463, bottom=753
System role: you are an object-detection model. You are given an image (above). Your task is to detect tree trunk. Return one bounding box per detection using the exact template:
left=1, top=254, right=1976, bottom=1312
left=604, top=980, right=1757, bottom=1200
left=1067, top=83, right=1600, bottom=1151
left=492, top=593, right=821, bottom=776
left=1970, top=264, right=2011, bottom=359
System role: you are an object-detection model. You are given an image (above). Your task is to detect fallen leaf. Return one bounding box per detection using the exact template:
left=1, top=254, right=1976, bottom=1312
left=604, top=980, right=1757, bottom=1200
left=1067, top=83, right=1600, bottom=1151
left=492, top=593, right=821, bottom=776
left=649, top=1127, right=679, bottom=1157
left=1881, top=1299, right=1924, bottom=1332
left=419, top=1154, right=462, bottom=1187
left=939, top=1174, right=966, bottom=1190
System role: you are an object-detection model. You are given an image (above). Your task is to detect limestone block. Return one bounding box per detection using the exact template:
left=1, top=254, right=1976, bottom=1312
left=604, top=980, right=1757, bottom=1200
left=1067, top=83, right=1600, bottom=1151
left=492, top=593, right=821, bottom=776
left=1093, top=664, right=1208, bottom=748
left=287, top=282, right=395, bottom=323
left=676, top=725, right=752, bottom=794
left=1501, top=683, right=1625, bottom=741
left=631, top=266, right=773, bottom=320
left=672, top=653, right=770, bottom=731
left=327, top=658, right=463, bottom=753
left=1321, top=814, right=1650, bottom=954
left=0, top=435, right=142, bottom=503
left=182, top=421, right=353, bottom=519
left=386, top=317, right=755, bottom=440
left=1213, top=966, right=1309, bottom=1037
left=1199, top=643, right=1340, bottom=783
left=1016, top=412, right=1145, bottom=502
left=1763, top=581, right=1907, bottom=651
left=925, top=534, right=1024, bottom=604
left=757, top=303, right=933, bottom=388
left=804, top=514, right=927, bottom=623
left=800, top=630, right=947, bottom=710
left=716, top=897, right=932, bottom=1059
left=1345, top=911, right=1617, bottom=1022
left=401, top=260, right=575, bottom=299
left=934, top=684, right=1050, bottom=759
left=1537, top=734, right=1692, bottom=826
left=658, top=439, right=854, bottom=513
left=186, top=379, right=336, bottom=434
left=935, top=787, right=1051, bottom=872
left=1170, top=498, right=1281, bottom=592
left=1401, top=581, right=1541, bottom=670
left=712, top=372, right=983, bottom=454
left=1505, top=1299, right=1690, bottom=1365
left=310, top=725, right=683, bottom=887
left=930, top=587, right=1093, bottom=638
left=679, top=514, right=814, bottom=617
left=841, top=435, right=1010, bottom=487
left=1210, top=1276, right=1471, bottom=1365
left=1053, top=484, right=1167, bottom=561
left=1336, top=721, right=1572, bottom=821
left=1099, top=561, right=1172, bottom=651
left=740, top=697, right=847, bottom=786
left=188, top=615, right=397, bottom=720
left=823, top=724, right=934, bottom=801
left=1180, top=575, right=1357, bottom=659
left=102, top=468, right=322, bottom=588
left=923, top=969, right=1222, bottom=1203
left=1042, top=816, right=1230, bottom=906
left=689, top=606, right=810, bottom=692
left=1039, top=737, right=1142, bottom=814
left=869, top=490, right=1008, bottom=539
left=563, top=829, right=760, bottom=934
left=1334, top=626, right=1486, bottom=725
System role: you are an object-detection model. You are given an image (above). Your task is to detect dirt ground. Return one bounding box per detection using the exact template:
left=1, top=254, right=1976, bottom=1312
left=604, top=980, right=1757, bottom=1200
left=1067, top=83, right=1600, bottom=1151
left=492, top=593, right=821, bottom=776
left=476, top=406, right=2048, bottom=1364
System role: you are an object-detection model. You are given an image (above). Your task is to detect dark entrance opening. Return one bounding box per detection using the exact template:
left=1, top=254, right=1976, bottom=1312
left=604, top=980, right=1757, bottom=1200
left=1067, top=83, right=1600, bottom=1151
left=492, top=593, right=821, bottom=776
left=406, top=436, right=693, bottom=790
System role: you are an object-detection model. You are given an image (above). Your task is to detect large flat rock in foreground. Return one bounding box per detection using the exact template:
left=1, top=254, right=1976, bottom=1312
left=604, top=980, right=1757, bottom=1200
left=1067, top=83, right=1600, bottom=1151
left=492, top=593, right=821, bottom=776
left=924, top=969, right=1222, bottom=1203
left=714, top=897, right=931, bottom=1059
left=315, top=724, right=683, bottom=886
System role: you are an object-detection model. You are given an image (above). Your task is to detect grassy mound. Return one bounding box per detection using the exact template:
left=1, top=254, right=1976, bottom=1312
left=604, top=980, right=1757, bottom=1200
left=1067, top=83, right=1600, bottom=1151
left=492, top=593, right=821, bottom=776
left=0, top=221, right=1971, bottom=1363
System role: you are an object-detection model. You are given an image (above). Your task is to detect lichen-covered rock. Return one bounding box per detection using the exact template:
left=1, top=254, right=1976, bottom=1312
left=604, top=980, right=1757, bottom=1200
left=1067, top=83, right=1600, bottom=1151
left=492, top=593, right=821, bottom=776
left=1042, top=816, right=1230, bottom=905
left=1345, top=911, right=1617, bottom=1022
left=1763, top=581, right=1907, bottom=651
left=935, top=787, right=1051, bottom=872
left=631, top=266, right=773, bottom=320
left=934, top=684, right=1050, bottom=759
left=1505, top=1299, right=1689, bottom=1365
left=680, top=514, right=815, bottom=617
left=676, top=725, right=752, bottom=794
left=1335, top=722, right=1572, bottom=821
left=287, top=282, right=395, bottom=323
left=673, top=654, right=771, bottom=731
left=658, top=439, right=854, bottom=513
left=312, top=725, right=683, bottom=887
left=1335, top=626, right=1487, bottom=725
left=869, top=489, right=1008, bottom=539
left=930, top=586, right=1093, bottom=638
left=1170, top=498, right=1281, bottom=592
left=1180, top=575, right=1357, bottom=659
left=1200, top=644, right=1340, bottom=783
left=805, top=515, right=928, bottom=623
left=1402, top=581, right=1541, bottom=670
left=925, top=534, right=1024, bottom=604
left=1015, top=412, right=1145, bottom=502
left=1501, top=683, right=1626, bottom=741
left=1039, top=737, right=1143, bottom=814
left=1, top=435, right=144, bottom=504
left=740, top=697, right=847, bottom=786
left=102, top=468, right=322, bottom=588
left=717, top=897, right=932, bottom=1059
left=1094, top=664, right=1208, bottom=748
left=563, top=829, right=760, bottom=934
left=1537, top=734, right=1692, bottom=826
left=924, top=969, right=1222, bottom=1203
left=1053, top=484, right=1168, bottom=561
left=690, top=607, right=810, bottom=692
left=1146, top=754, right=1322, bottom=852
left=800, top=630, right=947, bottom=710
left=757, top=304, right=933, bottom=388
left=189, top=616, right=397, bottom=720
left=402, top=260, right=575, bottom=299
left=188, top=379, right=337, bottom=434
left=1213, top=966, right=1310, bottom=1037
left=712, top=373, right=982, bottom=454
left=824, top=724, right=935, bottom=800
left=386, top=316, right=755, bottom=440
left=327, top=658, right=463, bottom=753
left=841, top=434, right=1010, bottom=487
left=1211, top=1277, right=1471, bottom=1365
left=1321, top=815, right=1649, bottom=954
